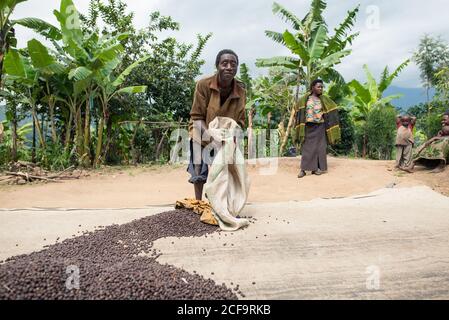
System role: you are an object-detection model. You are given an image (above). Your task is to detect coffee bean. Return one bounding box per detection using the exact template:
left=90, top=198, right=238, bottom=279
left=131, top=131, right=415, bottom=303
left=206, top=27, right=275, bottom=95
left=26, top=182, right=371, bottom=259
left=0, top=209, right=237, bottom=300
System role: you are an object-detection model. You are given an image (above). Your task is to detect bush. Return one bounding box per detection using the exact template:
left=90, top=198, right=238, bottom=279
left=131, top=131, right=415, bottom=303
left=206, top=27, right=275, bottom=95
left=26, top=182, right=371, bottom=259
left=366, top=106, right=397, bottom=160
left=353, top=124, right=365, bottom=157
left=36, top=142, right=74, bottom=171
left=407, top=101, right=448, bottom=139
left=0, top=121, right=32, bottom=167
left=329, top=108, right=355, bottom=156
left=424, top=113, right=444, bottom=138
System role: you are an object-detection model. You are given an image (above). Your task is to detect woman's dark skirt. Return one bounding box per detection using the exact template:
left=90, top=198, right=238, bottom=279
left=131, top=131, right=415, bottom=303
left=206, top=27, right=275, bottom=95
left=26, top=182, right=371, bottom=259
left=300, top=122, right=328, bottom=171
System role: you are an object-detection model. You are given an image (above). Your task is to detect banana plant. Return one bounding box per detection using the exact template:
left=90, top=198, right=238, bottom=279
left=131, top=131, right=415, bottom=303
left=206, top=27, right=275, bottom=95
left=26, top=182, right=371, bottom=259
left=0, top=119, right=32, bottom=164
left=347, top=61, right=410, bottom=122
left=257, top=1, right=359, bottom=87
left=27, top=38, right=65, bottom=144
left=48, top=0, right=135, bottom=166
left=1, top=0, right=61, bottom=86
left=92, top=55, right=149, bottom=167
left=346, top=60, right=410, bottom=157
left=257, top=0, right=359, bottom=153
left=3, top=48, right=46, bottom=150
left=65, top=30, right=149, bottom=166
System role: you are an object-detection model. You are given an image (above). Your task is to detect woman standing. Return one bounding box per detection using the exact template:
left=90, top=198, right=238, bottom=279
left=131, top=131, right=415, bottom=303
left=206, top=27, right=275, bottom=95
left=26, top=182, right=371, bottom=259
left=295, top=79, right=341, bottom=178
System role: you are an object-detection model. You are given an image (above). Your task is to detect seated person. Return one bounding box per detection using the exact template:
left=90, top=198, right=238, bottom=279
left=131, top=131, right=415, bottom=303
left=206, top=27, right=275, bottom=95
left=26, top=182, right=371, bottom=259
left=406, top=125, right=449, bottom=173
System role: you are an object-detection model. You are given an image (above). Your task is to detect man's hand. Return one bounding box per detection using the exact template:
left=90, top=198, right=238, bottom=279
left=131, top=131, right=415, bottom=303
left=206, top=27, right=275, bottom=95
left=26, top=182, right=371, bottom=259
left=210, top=136, right=222, bottom=150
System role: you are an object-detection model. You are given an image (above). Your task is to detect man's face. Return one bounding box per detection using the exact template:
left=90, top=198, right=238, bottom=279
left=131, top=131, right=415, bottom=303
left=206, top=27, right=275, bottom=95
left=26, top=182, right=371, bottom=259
left=218, top=54, right=238, bottom=83
left=442, top=115, right=449, bottom=126
left=312, top=83, right=324, bottom=96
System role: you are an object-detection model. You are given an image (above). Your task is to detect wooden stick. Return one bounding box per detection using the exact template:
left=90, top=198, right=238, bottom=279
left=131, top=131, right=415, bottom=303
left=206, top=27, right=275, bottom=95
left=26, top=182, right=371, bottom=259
left=47, top=166, right=75, bottom=179
left=5, top=172, right=61, bottom=183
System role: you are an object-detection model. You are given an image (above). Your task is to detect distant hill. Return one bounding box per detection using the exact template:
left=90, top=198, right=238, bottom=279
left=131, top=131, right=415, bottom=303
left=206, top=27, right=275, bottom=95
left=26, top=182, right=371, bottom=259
left=385, top=86, right=435, bottom=110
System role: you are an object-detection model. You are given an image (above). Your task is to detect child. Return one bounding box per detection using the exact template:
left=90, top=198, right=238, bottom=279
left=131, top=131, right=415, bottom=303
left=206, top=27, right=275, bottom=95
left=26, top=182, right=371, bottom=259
left=395, top=115, right=417, bottom=170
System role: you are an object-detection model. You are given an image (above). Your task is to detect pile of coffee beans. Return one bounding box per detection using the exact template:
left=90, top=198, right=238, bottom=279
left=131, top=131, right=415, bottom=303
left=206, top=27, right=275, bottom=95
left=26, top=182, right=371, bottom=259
left=0, top=209, right=238, bottom=300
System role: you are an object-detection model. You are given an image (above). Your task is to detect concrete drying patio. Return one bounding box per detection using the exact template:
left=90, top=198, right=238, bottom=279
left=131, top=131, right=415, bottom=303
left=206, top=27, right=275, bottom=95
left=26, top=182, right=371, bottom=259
left=154, top=186, right=449, bottom=299
left=1, top=186, right=449, bottom=299
left=0, top=206, right=172, bottom=261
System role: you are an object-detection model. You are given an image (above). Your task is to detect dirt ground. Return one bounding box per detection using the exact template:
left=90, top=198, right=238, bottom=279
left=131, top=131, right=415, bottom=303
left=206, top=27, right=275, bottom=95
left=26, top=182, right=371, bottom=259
left=0, top=157, right=448, bottom=209
left=1, top=157, right=448, bottom=300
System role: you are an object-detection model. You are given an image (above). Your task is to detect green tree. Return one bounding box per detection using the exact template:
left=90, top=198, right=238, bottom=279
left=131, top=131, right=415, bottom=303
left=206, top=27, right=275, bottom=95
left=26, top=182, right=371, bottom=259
left=90, top=57, right=149, bottom=167
left=325, top=81, right=354, bottom=156
left=239, top=63, right=253, bottom=99
left=3, top=49, right=46, bottom=150
left=366, top=106, right=397, bottom=160
left=2, top=0, right=211, bottom=168
left=81, top=0, right=210, bottom=123
left=251, top=69, right=295, bottom=126
left=26, top=39, right=66, bottom=145
left=346, top=61, right=410, bottom=157
left=407, top=101, right=447, bottom=141
left=435, top=66, right=449, bottom=103
left=249, top=69, right=296, bottom=155
left=1, top=0, right=60, bottom=86
left=0, top=120, right=32, bottom=165
left=257, top=0, right=360, bottom=154
left=55, top=0, right=150, bottom=167
left=258, top=1, right=359, bottom=85
left=413, top=35, right=449, bottom=116
left=3, top=0, right=150, bottom=168
left=80, top=0, right=211, bottom=164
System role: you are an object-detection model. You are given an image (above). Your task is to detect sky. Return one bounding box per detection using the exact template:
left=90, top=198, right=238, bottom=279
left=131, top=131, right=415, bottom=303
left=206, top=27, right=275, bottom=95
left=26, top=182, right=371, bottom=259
left=11, top=0, right=449, bottom=89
